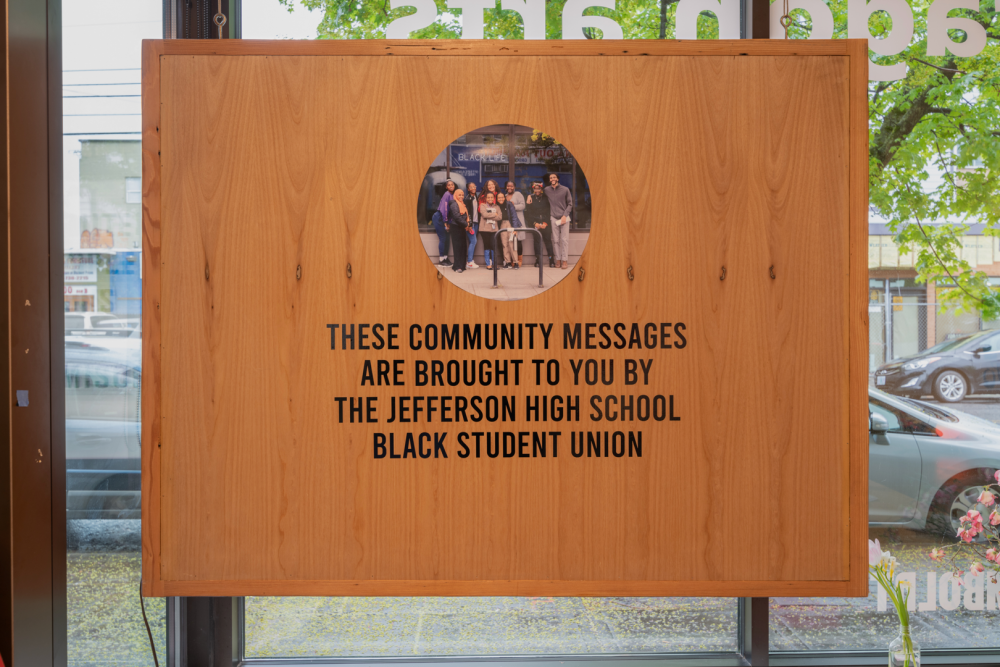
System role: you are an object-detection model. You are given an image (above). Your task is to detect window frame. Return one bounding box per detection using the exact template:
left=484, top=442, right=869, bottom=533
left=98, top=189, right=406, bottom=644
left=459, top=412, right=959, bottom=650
left=7, top=0, right=994, bottom=664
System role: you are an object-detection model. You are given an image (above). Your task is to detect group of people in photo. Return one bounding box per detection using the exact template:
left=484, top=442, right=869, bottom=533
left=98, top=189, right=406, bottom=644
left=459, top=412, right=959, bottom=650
left=430, top=174, right=574, bottom=274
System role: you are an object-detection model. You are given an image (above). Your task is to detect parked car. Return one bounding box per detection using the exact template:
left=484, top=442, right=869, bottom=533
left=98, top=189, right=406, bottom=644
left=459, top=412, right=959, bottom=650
left=869, top=387, right=1000, bottom=534
left=65, top=311, right=133, bottom=332
left=873, top=329, right=1000, bottom=402
left=63, top=347, right=997, bottom=531
left=66, top=340, right=141, bottom=519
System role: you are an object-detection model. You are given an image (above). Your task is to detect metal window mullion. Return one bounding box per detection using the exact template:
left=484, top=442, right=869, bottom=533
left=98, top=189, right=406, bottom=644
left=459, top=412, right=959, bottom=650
left=885, top=280, right=893, bottom=361
left=740, top=0, right=770, bottom=37
left=740, top=597, right=768, bottom=667
left=170, top=0, right=240, bottom=40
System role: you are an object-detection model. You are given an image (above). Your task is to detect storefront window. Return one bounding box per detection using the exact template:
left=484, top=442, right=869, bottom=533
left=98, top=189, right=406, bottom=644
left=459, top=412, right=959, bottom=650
left=234, top=3, right=740, bottom=659
left=135, top=0, right=1000, bottom=662
left=63, top=0, right=163, bottom=664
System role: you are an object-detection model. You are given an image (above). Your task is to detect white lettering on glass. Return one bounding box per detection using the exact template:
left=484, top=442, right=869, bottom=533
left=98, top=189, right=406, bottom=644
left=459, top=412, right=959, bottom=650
left=964, top=572, right=986, bottom=610
left=927, top=0, right=987, bottom=56
left=447, top=0, right=497, bottom=38
left=561, top=0, right=625, bottom=38
left=386, top=0, right=437, bottom=38
left=675, top=0, right=740, bottom=38
left=848, top=0, right=914, bottom=81
left=917, top=572, right=937, bottom=611
left=989, top=574, right=1000, bottom=610
left=500, top=0, right=546, bottom=38
left=387, top=0, right=991, bottom=83
left=872, top=571, right=1000, bottom=612
left=874, top=574, right=888, bottom=612
left=939, top=572, right=962, bottom=611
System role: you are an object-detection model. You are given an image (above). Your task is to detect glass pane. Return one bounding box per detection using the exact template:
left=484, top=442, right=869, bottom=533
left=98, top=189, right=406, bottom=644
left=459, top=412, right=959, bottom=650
left=771, top=388, right=1000, bottom=651
left=772, top=0, right=1000, bottom=652
left=63, top=1, right=164, bottom=664
left=237, top=3, right=735, bottom=658
left=245, top=596, right=739, bottom=658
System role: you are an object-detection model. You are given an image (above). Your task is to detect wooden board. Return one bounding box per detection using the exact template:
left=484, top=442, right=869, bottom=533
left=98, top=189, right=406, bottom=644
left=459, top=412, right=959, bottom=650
left=142, top=39, right=869, bottom=598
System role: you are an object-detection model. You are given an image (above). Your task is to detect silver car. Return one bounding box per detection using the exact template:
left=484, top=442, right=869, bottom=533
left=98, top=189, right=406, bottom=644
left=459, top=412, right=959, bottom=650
left=870, top=387, right=1000, bottom=533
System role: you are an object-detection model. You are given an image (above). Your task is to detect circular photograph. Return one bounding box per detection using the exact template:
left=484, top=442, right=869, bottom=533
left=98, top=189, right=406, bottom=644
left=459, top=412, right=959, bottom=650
left=417, top=125, right=591, bottom=300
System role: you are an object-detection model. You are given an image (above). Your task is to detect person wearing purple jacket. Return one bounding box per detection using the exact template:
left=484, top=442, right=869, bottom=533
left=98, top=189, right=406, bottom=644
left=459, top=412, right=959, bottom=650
left=431, top=179, right=456, bottom=266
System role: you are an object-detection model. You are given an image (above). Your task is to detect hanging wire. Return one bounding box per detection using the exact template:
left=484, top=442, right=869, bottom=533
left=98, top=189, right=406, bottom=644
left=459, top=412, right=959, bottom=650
left=139, top=579, right=160, bottom=667
left=780, top=0, right=792, bottom=38
left=213, top=0, right=228, bottom=38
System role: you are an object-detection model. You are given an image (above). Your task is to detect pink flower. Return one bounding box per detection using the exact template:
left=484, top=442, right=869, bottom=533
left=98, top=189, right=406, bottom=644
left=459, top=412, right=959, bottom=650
left=991, top=510, right=1000, bottom=526
left=955, top=570, right=965, bottom=583
left=964, top=510, right=984, bottom=534
left=930, top=548, right=946, bottom=562
left=868, top=539, right=883, bottom=567
left=980, top=490, right=996, bottom=506
left=972, top=561, right=986, bottom=574
left=995, top=470, right=1000, bottom=484
left=958, top=529, right=974, bottom=543
left=987, top=548, right=998, bottom=562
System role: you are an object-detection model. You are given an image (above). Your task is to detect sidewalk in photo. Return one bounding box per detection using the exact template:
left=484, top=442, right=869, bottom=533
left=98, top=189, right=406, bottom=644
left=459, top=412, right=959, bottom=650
left=437, top=259, right=578, bottom=300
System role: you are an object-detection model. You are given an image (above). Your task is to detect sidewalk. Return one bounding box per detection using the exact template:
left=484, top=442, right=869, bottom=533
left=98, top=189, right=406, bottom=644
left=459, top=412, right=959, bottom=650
left=437, top=259, right=578, bottom=300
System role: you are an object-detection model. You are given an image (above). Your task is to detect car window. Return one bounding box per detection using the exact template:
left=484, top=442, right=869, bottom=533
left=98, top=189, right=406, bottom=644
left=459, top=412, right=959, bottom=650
left=94, top=319, right=125, bottom=329
left=922, top=333, right=978, bottom=354
left=89, top=315, right=114, bottom=328
left=65, top=314, right=84, bottom=331
left=871, top=397, right=937, bottom=436
left=976, top=332, right=1000, bottom=351
left=869, top=400, right=903, bottom=432
left=898, top=397, right=959, bottom=423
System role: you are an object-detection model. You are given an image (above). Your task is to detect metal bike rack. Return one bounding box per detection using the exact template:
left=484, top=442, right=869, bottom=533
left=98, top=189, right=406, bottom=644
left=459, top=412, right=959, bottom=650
left=492, top=227, right=545, bottom=289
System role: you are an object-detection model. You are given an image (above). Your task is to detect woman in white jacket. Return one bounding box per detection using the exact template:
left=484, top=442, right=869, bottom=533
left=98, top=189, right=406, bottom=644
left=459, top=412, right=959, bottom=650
left=505, top=181, right=526, bottom=266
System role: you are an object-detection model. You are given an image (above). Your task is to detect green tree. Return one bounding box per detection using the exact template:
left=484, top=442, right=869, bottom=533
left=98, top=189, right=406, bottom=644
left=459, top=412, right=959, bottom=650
left=282, top=0, right=999, bottom=316
left=791, top=0, right=1000, bottom=319
left=279, top=0, right=722, bottom=40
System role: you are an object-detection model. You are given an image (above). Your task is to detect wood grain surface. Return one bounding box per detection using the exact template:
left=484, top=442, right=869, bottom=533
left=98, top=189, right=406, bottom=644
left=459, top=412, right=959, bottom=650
left=142, top=40, right=868, bottom=597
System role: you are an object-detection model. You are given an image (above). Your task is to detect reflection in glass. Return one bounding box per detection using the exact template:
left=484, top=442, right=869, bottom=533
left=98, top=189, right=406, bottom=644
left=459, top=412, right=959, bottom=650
left=63, top=0, right=163, bottom=664
left=771, top=389, right=1000, bottom=651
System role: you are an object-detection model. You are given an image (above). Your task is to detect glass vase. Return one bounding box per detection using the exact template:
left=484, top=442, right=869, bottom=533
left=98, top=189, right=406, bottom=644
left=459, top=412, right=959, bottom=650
left=889, top=625, right=920, bottom=667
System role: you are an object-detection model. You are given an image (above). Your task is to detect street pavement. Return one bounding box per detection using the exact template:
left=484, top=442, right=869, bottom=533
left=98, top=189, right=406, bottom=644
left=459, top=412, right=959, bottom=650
left=68, top=543, right=1000, bottom=662
left=921, top=395, right=1000, bottom=424
left=245, top=595, right=738, bottom=657
left=436, top=259, right=577, bottom=300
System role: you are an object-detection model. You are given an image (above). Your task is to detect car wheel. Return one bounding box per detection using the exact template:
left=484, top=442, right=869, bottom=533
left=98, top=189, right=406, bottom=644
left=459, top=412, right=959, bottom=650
left=933, top=370, right=967, bottom=402
left=927, top=474, right=995, bottom=536
left=85, top=492, right=139, bottom=520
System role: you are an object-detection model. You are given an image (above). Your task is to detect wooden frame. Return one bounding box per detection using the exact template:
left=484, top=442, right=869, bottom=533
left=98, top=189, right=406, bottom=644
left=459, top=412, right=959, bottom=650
left=142, top=39, right=869, bottom=598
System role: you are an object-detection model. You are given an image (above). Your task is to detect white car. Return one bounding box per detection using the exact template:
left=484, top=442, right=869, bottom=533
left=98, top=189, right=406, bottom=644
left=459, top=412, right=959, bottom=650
left=65, top=311, right=133, bottom=332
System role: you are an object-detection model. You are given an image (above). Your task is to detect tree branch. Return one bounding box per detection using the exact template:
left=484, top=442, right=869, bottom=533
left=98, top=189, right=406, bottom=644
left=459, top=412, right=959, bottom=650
left=903, top=181, right=984, bottom=305
left=910, top=57, right=968, bottom=75
left=870, top=59, right=960, bottom=171
left=871, top=81, right=891, bottom=105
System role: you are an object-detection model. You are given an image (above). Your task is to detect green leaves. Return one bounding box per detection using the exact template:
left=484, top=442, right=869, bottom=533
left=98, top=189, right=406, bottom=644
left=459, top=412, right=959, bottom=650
left=282, top=0, right=998, bottom=315
left=280, top=0, right=719, bottom=40
left=865, top=0, right=1000, bottom=315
